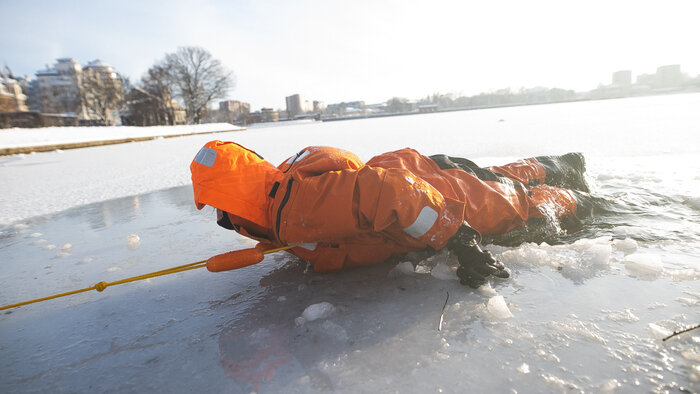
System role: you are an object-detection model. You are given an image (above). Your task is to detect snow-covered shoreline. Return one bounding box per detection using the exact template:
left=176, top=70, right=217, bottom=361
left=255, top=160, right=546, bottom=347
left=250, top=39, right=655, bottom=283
left=0, top=123, right=243, bottom=153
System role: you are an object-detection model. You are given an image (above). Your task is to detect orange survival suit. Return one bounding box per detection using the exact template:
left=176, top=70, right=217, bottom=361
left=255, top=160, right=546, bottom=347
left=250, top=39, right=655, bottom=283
left=190, top=141, right=581, bottom=272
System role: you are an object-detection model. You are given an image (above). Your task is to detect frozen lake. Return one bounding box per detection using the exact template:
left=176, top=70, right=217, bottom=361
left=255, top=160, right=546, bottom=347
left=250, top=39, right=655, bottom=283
left=1, top=94, right=699, bottom=393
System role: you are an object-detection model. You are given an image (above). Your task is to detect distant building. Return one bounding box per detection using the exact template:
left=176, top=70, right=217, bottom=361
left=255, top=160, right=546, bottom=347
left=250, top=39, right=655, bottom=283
left=612, top=70, right=632, bottom=87
left=325, top=101, right=366, bottom=116
left=36, top=58, right=83, bottom=115
left=655, top=65, right=682, bottom=89
left=219, top=100, right=250, bottom=124
left=418, top=104, right=438, bottom=113
left=219, top=100, right=250, bottom=114
left=121, top=87, right=185, bottom=126
left=261, top=107, right=279, bottom=122
left=635, top=73, right=655, bottom=87
left=0, top=76, right=28, bottom=112
left=34, top=58, right=123, bottom=124
left=313, top=100, right=326, bottom=113
left=286, top=94, right=303, bottom=118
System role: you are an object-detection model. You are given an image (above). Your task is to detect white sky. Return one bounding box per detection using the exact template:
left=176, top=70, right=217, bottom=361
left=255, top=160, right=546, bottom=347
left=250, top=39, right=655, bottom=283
left=1, top=0, right=699, bottom=110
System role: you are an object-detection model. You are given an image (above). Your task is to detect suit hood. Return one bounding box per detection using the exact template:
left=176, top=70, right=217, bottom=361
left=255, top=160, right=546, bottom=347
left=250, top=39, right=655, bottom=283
left=190, top=140, right=280, bottom=228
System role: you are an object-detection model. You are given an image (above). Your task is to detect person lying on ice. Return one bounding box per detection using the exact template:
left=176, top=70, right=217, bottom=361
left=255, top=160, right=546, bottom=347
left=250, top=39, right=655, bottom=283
left=190, top=140, right=590, bottom=288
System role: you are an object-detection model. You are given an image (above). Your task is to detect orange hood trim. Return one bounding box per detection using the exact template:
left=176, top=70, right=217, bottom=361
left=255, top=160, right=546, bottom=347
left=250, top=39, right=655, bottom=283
left=190, top=140, right=281, bottom=229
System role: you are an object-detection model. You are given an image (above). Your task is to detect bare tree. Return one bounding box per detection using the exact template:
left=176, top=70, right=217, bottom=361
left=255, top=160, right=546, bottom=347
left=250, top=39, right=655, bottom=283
left=164, top=46, right=235, bottom=124
left=140, top=64, right=177, bottom=125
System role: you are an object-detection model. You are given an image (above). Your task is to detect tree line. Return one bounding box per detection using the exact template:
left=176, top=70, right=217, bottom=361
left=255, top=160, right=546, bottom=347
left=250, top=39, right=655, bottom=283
left=116, top=46, right=234, bottom=126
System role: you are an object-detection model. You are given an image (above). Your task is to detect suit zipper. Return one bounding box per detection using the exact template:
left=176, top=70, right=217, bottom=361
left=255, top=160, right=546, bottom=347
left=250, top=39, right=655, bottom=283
left=283, top=149, right=306, bottom=173
left=275, top=178, right=294, bottom=242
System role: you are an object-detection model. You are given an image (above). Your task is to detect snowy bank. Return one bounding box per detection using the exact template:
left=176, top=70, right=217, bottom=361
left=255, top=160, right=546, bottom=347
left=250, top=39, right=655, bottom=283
left=0, top=123, right=243, bottom=154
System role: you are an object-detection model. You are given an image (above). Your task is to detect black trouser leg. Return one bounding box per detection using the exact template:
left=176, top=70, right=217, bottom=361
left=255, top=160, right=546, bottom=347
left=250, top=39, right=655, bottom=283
left=535, top=152, right=589, bottom=192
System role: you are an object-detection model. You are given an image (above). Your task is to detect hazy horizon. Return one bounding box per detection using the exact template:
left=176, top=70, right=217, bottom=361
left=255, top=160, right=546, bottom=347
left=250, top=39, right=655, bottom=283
left=1, top=0, right=699, bottom=110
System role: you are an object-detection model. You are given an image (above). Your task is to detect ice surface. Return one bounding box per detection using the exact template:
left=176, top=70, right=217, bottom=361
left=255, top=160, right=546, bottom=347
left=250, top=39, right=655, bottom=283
left=1, top=94, right=700, bottom=393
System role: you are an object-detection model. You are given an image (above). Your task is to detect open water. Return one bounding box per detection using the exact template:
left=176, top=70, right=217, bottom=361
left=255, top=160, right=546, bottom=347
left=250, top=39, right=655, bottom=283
left=1, top=93, right=699, bottom=393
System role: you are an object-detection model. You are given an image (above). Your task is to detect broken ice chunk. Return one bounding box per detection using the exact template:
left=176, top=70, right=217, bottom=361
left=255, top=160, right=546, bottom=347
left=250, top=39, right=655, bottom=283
left=667, top=268, right=700, bottom=280
left=675, top=297, right=698, bottom=306
left=301, top=302, right=335, bottom=322
left=487, top=295, right=513, bottom=319
left=598, top=379, right=621, bottom=392
left=430, top=262, right=456, bottom=280
left=681, top=349, right=700, bottom=362
left=648, top=323, right=672, bottom=339
left=478, top=282, right=498, bottom=297
left=126, top=234, right=140, bottom=250
left=388, top=261, right=415, bottom=278
left=612, top=238, right=638, bottom=254
left=624, top=253, right=663, bottom=279
left=582, top=244, right=611, bottom=267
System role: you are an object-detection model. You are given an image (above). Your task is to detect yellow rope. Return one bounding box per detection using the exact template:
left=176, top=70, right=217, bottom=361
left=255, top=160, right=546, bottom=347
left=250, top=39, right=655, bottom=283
left=0, top=243, right=300, bottom=311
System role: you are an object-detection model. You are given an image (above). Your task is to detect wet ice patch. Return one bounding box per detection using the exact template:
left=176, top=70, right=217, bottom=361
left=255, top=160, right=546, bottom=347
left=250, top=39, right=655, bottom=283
left=125, top=234, right=140, bottom=250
